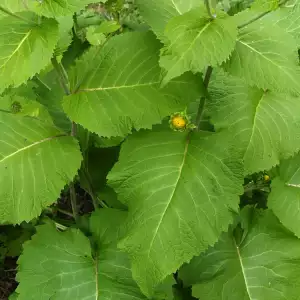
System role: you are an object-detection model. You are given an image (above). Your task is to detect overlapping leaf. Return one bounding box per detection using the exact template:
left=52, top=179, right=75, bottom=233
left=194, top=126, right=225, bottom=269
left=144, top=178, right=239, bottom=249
left=180, top=209, right=300, bottom=300
left=160, top=8, right=238, bottom=84
left=269, top=152, right=300, bottom=237
left=224, top=19, right=300, bottom=93
left=63, top=32, right=203, bottom=137
left=135, top=0, right=200, bottom=40
left=0, top=12, right=59, bottom=93
left=0, top=112, right=82, bottom=224
left=208, top=71, right=300, bottom=174
left=108, top=127, right=244, bottom=296
left=16, top=209, right=171, bottom=300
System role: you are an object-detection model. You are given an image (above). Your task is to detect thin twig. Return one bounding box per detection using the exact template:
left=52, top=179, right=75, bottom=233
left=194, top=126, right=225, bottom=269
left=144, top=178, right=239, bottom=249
left=195, top=66, right=213, bottom=129
left=34, top=76, right=51, bottom=91
left=238, top=0, right=289, bottom=29
left=69, top=183, right=78, bottom=220
left=51, top=57, right=70, bottom=95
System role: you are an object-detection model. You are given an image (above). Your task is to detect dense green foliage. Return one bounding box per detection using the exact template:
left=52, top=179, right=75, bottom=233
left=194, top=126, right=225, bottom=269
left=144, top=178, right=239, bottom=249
left=1, top=0, right=300, bottom=299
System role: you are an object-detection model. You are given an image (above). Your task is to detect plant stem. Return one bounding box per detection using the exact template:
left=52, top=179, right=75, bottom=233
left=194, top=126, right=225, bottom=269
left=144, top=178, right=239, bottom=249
left=204, top=0, right=216, bottom=19
left=196, top=66, right=213, bottom=129
left=70, top=183, right=78, bottom=220
left=238, top=0, right=288, bottom=29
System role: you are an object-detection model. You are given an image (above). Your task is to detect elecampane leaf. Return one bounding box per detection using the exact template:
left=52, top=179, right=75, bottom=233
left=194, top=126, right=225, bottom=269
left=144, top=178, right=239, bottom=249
left=107, top=127, right=244, bottom=296
left=16, top=210, right=166, bottom=300
left=135, top=0, right=200, bottom=40
left=208, top=71, right=300, bottom=174
left=0, top=13, right=59, bottom=93
left=0, top=112, right=82, bottom=224
left=180, top=209, right=300, bottom=300
left=160, top=8, right=238, bottom=84
left=63, top=32, right=203, bottom=137
left=224, top=20, right=300, bottom=93
left=269, top=152, right=300, bottom=238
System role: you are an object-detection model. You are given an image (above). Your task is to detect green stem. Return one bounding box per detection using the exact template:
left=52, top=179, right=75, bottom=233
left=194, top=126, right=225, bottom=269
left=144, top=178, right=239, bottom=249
left=204, top=0, right=216, bottom=19
left=196, top=66, right=213, bottom=129
left=70, top=183, right=78, bottom=220
left=238, top=0, right=288, bottom=29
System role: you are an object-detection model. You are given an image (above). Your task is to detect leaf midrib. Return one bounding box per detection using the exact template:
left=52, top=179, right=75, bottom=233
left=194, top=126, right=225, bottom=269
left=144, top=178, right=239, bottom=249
left=147, top=133, right=191, bottom=255
left=0, top=134, right=66, bottom=164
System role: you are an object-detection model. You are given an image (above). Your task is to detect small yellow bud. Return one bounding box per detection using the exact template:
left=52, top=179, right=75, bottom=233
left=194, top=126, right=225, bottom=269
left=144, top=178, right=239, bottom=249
left=264, top=174, right=270, bottom=182
left=171, top=116, right=187, bottom=129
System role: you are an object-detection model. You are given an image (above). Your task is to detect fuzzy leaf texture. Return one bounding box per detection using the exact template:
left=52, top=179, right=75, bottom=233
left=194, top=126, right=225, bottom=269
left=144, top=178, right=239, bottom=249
left=63, top=32, right=203, bottom=137
left=0, top=12, right=59, bottom=93
left=179, top=209, right=300, bottom=300
left=224, top=18, right=300, bottom=93
left=268, top=152, right=300, bottom=238
left=207, top=71, right=300, bottom=174
left=135, top=0, right=200, bottom=40
left=160, top=8, right=238, bottom=84
left=16, top=209, right=170, bottom=300
left=107, top=127, right=244, bottom=296
left=0, top=112, right=82, bottom=224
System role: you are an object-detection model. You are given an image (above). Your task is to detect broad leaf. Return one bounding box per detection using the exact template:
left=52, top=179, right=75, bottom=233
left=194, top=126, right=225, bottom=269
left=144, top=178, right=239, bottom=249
left=224, top=19, right=300, bottom=93
left=208, top=71, right=300, bottom=174
left=160, top=8, right=237, bottom=84
left=108, top=127, right=244, bottom=296
left=16, top=209, right=170, bottom=299
left=135, top=0, right=200, bottom=40
left=180, top=209, right=300, bottom=300
left=269, top=152, right=300, bottom=238
left=0, top=112, right=82, bottom=224
left=0, top=13, right=59, bottom=93
left=63, top=32, right=203, bottom=137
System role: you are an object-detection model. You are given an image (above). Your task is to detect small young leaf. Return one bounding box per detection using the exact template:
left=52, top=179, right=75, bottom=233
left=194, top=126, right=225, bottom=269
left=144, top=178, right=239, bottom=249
left=0, top=13, right=59, bottom=93
left=107, top=127, right=244, bottom=296
left=160, top=8, right=238, bottom=84
left=0, top=112, right=82, bottom=224
left=180, top=209, right=300, bottom=300
left=63, top=32, right=203, bottom=137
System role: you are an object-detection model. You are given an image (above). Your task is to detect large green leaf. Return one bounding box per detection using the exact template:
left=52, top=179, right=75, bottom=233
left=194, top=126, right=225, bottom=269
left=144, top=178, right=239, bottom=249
left=135, top=0, right=200, bottom=40
left=160, top=8, right=237, bottom=84
left=269, top=152, right=300, bottom=238
left=0, top=112, right=82, bottom=224
left=0, top=12, right=59, bottom=93
left=16, top=209, right=170, bottom=300
left=224, top=19, right=300, bottom=93
left=207, top=71, right=300, bottom=174
left=180, top=208, right=300, bottom=300
left=107, top=127, right=244, bottom=296
left=63, top=32, right=203, bottom=137
left=1, top=0, right=96, bottom=17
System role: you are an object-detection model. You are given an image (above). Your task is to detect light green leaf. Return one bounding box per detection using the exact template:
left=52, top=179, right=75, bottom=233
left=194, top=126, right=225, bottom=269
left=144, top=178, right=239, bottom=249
left=0, top=112, right=82, bottom=224
left=208, top=71, right=300, bottom=174
left=135, top=0, right=200, bottom=40
left=94, top=20, right=121, bottom=34
left=16, top=209, right=168, bottom=299
left=55, top=15, right=73, bottom=56
left=27, top=0, right=94, bottom=18
left=107, top=127, right=244, bottom=296
left=268, top=4, right=300, bottom=46
left=86, top=26, right=106, bottom=46
left=180, top=209, right=300, bottom=300
left=269, top=152, right=300, bottom=238
left=224, top=19, right=300, bottom=93
left=160, top=8, right=237, bottom=84
left=251, top=0, right=279, bottom=11
left=63, top=32, right=203, bottom=137
left=0, top=13, right=59, bottom=93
